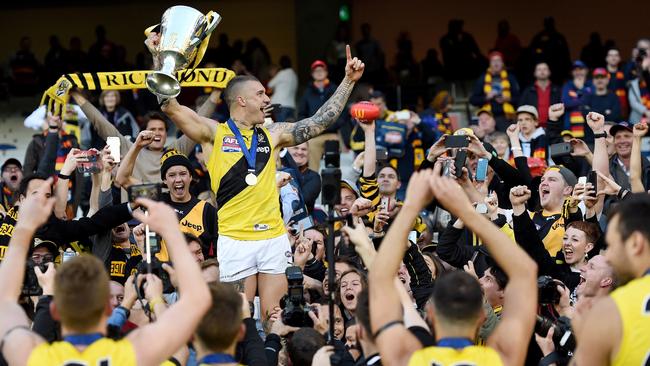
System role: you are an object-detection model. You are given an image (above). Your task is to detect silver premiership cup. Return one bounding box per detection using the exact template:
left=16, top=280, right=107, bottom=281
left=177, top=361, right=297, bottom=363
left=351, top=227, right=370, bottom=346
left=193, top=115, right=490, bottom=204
left=146, top=6, right=221, bottom=98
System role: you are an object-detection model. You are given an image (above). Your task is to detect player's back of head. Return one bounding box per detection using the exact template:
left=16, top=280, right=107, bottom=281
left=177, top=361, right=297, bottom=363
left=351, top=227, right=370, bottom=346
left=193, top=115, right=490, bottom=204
left=195, top=282, right=243, bottom=352
left=286, top=328, right=326, bottom=366
left=431, top=271, right=483, bottom=327
left=54, top=255, right=110, bottom=333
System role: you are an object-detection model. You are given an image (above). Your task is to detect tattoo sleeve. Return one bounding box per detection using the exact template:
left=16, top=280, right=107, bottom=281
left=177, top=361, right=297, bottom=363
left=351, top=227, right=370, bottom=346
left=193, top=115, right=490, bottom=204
left=270, top=77, right=355, bottom=147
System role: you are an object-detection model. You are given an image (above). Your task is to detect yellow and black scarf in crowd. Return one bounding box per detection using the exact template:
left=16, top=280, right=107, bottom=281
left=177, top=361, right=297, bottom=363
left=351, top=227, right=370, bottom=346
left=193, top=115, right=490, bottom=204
left=482, top=69, right=516, bottom=119
left=435, top=112, right=453, bottom=136
left=40, top=68, right=235, bottom=117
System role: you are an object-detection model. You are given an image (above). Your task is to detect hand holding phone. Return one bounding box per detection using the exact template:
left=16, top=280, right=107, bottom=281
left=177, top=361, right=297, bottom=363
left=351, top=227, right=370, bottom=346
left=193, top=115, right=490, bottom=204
left=106, top=137, right=121, bottom=163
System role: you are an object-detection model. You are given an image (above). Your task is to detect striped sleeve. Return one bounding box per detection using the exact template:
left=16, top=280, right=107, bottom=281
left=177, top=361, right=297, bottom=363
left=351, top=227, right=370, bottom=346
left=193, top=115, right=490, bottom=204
left=358, top=174, right=380, bottom=207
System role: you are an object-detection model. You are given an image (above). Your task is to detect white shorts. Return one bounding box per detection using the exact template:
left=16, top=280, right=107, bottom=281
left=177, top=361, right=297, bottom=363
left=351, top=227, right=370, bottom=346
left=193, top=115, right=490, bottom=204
left=218, top=234, right=293, bottom=282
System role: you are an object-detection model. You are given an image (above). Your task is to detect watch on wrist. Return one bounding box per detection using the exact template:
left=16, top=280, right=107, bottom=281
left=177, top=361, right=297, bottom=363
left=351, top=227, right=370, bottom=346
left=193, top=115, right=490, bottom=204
left=593, top=132, right=607, bottom=139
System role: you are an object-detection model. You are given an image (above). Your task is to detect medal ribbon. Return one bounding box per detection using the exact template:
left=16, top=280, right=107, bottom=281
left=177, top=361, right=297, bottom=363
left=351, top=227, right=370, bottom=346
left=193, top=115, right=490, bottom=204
left=226, top=119, right=257, bottom=173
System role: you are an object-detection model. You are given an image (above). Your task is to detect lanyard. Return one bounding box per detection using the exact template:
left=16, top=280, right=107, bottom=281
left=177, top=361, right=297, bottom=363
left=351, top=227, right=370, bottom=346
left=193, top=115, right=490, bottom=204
left=200, top=353, right=237, bottom=364
left=226, top=119, right=257, bottom=172
left=437, top=337, right=473, bottom=349
left=63, top=333, right=103, bottom=346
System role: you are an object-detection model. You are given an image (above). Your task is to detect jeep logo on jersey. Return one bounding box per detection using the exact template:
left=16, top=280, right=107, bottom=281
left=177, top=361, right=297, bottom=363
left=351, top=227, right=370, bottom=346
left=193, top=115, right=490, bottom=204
left=257, top=146, right=270, bottom=154
left=181, top=220, right=203, bottom=232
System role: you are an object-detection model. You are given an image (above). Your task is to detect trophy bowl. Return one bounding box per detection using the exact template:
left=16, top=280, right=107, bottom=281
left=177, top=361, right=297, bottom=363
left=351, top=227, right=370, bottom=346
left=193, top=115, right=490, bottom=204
left=146, top=6, right=221, bottom=98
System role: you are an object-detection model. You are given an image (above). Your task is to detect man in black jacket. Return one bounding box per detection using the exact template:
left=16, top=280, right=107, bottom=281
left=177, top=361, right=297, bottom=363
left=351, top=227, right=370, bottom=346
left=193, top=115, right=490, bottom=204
left=518, top=62, right=561, bottom=128
left=297, top=60, right=344, bottom=170
left=0, top=173, right=133, bottom=261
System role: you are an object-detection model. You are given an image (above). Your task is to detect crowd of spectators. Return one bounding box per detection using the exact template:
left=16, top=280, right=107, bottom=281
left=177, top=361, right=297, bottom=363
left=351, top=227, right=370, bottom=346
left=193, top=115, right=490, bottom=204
left=0, top=16, right=649, bottom=366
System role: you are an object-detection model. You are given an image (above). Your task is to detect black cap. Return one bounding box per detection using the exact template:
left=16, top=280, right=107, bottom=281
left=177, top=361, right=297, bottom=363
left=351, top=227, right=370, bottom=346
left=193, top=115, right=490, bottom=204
left=160, top=150, right=193, bottom=180
left=609, top=121, right=633, bottom=137
left=1, top=158, right=22, bottom=173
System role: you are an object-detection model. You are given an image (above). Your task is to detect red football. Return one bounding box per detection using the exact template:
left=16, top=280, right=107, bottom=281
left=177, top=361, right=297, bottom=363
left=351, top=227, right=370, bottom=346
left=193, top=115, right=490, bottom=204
left=350, top=101, right=380, bottom=122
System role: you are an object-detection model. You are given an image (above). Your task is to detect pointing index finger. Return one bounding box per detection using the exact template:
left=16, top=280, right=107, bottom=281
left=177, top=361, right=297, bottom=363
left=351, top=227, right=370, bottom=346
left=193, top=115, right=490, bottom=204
left=346, top=44, right=352, bottom=61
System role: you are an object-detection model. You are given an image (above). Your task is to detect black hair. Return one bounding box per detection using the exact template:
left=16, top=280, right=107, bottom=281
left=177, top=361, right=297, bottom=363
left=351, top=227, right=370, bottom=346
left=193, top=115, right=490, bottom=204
left=286, top=328, right=326, bottom=366
left=144, top=112, right=169, bottom=131
left=377, top=164, right=401, bottom=181
left=369, top=90, right=385, bottom=100
left=431, top=271, right=483, bottom=323
left=18, top=172, right=50, bottom=197
left=279, top=55, right=292, bottom=69
left=183, top=233, right=201, bottom=245
left=335, top=255, right=362, bottom=271
left=223, top=75, right=261, bottom=107
left=609, top=193, right=650, bottom=245
left=485, top=257, right=508, bottom=290
left=354, top=288, right=373, bottom=342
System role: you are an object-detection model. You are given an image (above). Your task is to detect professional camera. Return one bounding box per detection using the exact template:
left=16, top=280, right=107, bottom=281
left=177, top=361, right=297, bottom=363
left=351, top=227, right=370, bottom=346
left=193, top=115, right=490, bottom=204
left=536, top=315, right=576, bottom=355
left=538, top=275, right=562, bottom=305
left=280, top=266, right=313, bottom=327
left=135, top=257, right=175, bottom=294
left=22, top=259, right=50, bottom=296
left=321, top=141, right=341, bottom=207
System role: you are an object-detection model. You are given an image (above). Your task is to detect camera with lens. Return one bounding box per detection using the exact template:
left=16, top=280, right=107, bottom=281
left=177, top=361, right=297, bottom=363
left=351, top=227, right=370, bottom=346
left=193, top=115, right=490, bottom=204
left=135, top=257, right=175, bottom=294
left=280, top=266, right=313, bottom=327
left=321, top=141, right=342, bottom=208
left=536, top=315, right=576, bottom=355
left=22, top=259, right=50, bottom=296
left=538, top=275, right=562, bottom=305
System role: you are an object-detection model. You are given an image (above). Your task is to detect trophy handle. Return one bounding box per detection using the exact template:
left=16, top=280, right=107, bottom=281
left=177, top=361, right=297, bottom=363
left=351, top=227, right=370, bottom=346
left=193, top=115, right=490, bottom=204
left=190, top=11, right=221, bottom=47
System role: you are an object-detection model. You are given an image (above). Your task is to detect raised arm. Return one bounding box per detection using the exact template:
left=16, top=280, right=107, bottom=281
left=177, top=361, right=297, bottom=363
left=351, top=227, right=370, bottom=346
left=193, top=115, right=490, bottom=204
left=37, top=116, right=61, bottom=176
left=54, top=148, right=82, bottom=219
left=269, top=45, right=364, bottom=148
left=369, top=170, right=436, bottom=366
left=128, top=199, right=211, bottom=366
left=162, top=98, right=217, bottom=144
left=71, top=91, right=130, bottom=153
left=115, top=131, right=154, bottom=188
left=430, top=177, right=538, bottom=366
left=197, top=89, right=222, bottom=119
left=359, top=120, right=376, bottom=177
left=586, top=112, right=609, bottom=178
left=630, top=122, right=648, bottom=193
left=0, top=179, right=53, bottom=365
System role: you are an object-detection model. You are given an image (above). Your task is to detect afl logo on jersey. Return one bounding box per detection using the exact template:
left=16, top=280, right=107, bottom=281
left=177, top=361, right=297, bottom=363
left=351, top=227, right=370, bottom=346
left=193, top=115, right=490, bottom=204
left=222, top=136, right=242, bottom=153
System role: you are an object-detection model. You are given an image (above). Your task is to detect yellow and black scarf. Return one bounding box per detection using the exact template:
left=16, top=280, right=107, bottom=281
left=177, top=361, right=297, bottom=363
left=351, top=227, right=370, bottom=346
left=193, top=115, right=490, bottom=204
left=41, top=68, right=235, bottom=117
left=482, top=69, right=516, bottom=119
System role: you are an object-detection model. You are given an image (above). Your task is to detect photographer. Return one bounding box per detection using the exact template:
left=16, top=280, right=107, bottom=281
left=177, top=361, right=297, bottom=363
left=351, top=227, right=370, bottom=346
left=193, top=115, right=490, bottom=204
left=116, top=136, right=217, bottom=259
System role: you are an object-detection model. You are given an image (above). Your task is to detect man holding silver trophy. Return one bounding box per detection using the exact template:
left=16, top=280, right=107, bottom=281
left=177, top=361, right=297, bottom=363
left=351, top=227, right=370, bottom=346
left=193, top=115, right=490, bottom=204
left=145, top=8, right=365, bottom=322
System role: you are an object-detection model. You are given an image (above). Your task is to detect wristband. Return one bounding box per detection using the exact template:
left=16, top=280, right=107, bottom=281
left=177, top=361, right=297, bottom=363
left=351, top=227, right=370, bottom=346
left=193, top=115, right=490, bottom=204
left=539, top=351, right=562, bottom=366
left=148, top=296, right=165, bottom=312
left=511, top=147, right=522, bottom=151
left=373, top=320, right=403, bottom=339
left=617, top=188, right=629, bottom=199
left=116, top=305, right=131, bottom=319
left=57, top=172, right=71, bottom=180
left=593, top=132, right=607, bottom=139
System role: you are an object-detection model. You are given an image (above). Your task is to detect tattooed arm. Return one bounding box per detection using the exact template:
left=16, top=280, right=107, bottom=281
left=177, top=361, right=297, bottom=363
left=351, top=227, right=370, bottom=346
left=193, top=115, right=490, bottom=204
left=269, top=45, right=365, bottom=148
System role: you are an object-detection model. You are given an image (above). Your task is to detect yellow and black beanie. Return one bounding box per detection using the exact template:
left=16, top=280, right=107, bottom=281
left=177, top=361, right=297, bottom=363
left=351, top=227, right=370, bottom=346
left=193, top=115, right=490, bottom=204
left=160, top=149, right=193, bottom=180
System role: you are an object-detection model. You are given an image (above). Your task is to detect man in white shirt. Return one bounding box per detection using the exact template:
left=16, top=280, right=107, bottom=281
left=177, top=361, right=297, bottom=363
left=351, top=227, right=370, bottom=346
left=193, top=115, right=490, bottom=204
left=268, top=55, right=298, bottom=122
